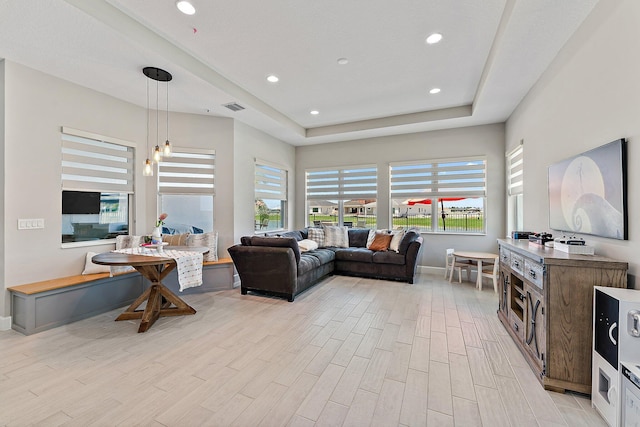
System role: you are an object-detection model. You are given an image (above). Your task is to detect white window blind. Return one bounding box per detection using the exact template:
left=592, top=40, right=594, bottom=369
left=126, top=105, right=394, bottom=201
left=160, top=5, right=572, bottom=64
left=507, top=145, right=524, bottom=196
left=158, top=150, right=215, bottom=194
left=306, top=166, right=377, bottom=200
left=61, top=129, right=134, bottom=193
left=390, top=158, right=486, bottom=199
left=255, top=162, right=287, bottom=200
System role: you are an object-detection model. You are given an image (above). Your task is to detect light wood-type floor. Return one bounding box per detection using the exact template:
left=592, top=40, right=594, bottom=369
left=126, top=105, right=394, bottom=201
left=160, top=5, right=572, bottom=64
left=0, top=273, right=607, bottom=426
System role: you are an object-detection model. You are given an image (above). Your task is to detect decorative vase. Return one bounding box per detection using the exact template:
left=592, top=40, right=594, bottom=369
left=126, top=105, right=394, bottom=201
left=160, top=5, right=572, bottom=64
left=151, top=226, right=162, bottom=245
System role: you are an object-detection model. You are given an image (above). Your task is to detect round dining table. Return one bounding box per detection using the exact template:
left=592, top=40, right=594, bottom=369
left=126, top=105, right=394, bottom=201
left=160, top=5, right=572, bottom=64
left=92, top=246, right=207, bottom=333
left=448, top=250, right=499, bottom=291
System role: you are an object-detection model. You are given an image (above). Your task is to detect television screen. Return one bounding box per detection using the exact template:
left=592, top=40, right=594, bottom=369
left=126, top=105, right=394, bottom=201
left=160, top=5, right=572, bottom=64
left=62, top=191, right=101, bottom=215
left=548, top=139, right=627, bottom=240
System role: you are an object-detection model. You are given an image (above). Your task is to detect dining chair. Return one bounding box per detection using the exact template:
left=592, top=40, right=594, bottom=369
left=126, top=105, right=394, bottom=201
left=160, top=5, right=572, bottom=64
left=445, top=248, right=471, bottom=283
left=479, top=257, right=499, bottom=292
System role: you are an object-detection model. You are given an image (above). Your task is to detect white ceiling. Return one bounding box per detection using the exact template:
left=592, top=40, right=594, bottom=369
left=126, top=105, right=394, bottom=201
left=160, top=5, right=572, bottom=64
left=0, top=0, right=598, bottom=146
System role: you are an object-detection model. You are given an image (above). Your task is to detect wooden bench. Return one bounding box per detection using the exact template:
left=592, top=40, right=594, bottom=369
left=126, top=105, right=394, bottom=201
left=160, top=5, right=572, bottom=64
left=8, top=258, right=234, bottom=335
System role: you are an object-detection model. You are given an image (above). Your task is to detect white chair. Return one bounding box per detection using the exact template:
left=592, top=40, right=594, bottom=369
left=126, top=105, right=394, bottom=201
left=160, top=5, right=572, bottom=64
left=445, top=249, right=471, bottom=283
left=479, top=257, right=499, bottom=292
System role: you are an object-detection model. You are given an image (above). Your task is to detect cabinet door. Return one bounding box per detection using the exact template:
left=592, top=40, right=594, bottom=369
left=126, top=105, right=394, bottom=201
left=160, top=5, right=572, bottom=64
left=525, top=285, right=545, bottom=370
left=498, top=268, right=509, bottom=317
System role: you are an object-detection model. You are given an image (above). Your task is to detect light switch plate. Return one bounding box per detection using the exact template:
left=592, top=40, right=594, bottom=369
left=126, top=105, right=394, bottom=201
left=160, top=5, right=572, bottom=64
left=18, top=218, right=44, bottom=229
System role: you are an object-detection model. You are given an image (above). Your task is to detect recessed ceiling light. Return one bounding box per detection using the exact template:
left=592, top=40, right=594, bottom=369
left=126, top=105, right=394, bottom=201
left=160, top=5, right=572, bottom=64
left=337, top=58, right=349, bottom=65
left=426, top=33, right=443, bottom=44
left=429, top=88, right=441, bottom=94
left=176, top=1, right=196, bottom=15
left=266, top=74, right=279, bottom=83
left=310, top=110, right=319, bottom=115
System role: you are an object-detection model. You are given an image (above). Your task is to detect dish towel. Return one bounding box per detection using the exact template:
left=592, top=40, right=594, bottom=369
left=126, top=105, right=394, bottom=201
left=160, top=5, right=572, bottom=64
left=114, top=247, right=204, bottom=292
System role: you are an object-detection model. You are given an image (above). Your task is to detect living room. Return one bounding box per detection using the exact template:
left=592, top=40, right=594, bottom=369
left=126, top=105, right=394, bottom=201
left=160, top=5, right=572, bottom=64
left=1, top=0, right=639, bottom=425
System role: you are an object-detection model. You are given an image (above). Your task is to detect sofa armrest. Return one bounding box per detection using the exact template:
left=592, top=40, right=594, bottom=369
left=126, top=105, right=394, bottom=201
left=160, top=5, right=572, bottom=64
left=228, top=244, right=298, bottom=295
left=403, top=237, right=423, bottom=283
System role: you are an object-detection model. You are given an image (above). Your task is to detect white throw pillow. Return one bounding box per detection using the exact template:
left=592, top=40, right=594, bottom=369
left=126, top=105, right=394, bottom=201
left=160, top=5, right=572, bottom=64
left=323, top=225, right=349, bottom=248
left=188, top=231, right=218, bottom=261
left=111, top=235, right=144, bottom=274
left=389, top=230, right=406, bottom=253
left=298, top=239, right=319, bottom=252
left=307, top=227, right=325, bottom=248
left=82, top=252, right=112, bottom=275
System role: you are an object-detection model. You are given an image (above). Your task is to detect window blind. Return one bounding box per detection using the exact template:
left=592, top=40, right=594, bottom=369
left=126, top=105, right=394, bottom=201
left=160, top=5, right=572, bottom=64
left=61, top=131, right=134, bottom=193
left=255, top=163, right=287, bottom=200
left=306, top=166, right=377, bottom=200
left=390, top=158, right=486, bottom=199
left=158, top=150, right=215, bottom=194
left=507, top=145, right=524, bottom=196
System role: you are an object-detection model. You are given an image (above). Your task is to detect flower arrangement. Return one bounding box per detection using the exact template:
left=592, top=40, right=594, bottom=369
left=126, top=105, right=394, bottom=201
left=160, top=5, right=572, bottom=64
left=156, top=213, right=168, bottom=227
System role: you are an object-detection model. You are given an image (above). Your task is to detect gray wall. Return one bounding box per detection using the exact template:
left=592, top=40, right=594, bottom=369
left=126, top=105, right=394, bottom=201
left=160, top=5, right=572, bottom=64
left=295, top=123, right=506, bottom=268
left=506, top=0, right=638, bottom=288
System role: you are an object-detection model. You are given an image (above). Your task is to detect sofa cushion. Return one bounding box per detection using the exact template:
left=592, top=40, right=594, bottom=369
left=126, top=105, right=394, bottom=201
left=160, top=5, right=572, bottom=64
left=334, top=248, right=373, bottom=263
left=241, top=236, right=252, bottom=246
left=348, top=228, right=370, bottom=248
left=307, top=227, right=325, bottom=247
left=298, top=253, right=321, bottom=275
left=250, top=236, right=301, bottom=265
left=278, top=230, right=304, bottom=241
left=305, top=248, right=336, bottom=265
left=398, top=230, right=420, bottom=255
left=372, top=250, right=406, bottom=265
left=323, top=225, right=349, bottom=248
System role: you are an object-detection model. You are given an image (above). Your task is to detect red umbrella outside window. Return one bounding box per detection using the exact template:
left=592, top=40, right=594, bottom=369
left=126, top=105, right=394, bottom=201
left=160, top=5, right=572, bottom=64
left=406, top=197, right=466, bottom=231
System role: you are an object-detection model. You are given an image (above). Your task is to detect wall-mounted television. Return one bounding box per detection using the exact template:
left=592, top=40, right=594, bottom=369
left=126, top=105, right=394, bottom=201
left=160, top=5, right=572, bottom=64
left=62, top=191, right=101, bottom=215
left=548, top=139, right=627, bottom=240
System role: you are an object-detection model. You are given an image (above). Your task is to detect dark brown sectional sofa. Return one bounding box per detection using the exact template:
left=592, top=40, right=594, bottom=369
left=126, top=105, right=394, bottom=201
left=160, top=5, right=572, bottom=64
left=228, top=228, right=423, bottom=302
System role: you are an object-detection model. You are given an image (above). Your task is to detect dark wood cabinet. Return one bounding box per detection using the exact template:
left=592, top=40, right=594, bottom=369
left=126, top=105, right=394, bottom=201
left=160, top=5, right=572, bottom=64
left=497, top=239, right=627, bottom=394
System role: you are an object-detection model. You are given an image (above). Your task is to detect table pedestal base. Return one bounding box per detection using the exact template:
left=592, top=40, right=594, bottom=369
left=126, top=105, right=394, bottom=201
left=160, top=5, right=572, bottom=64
left=115, top=282, right=196, bottom=333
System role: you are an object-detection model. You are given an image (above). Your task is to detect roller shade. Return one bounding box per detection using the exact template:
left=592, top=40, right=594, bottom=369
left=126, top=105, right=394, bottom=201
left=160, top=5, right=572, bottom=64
left=158, top=150, right=215, bottom=194
left=62, top=132, right=134, bottom=193
left=507, top=145, right=523, bottom=196
left=390, top=158, right=486, bottom=199
left=255, top=163, right=287, bottom=200
left=306, top=166, right=377, bottom=200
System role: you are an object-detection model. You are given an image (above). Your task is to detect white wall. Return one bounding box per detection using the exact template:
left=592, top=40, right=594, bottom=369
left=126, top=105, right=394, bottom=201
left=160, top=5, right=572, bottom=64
left=233, top=121, right=296, bottom=243
left=506, top=0, right=639, bottom=288
left=295, top=123, right=506, bottom=268
left=0, top=60, right=6, bottom=320
left=0, top=61, right=238, bottom=317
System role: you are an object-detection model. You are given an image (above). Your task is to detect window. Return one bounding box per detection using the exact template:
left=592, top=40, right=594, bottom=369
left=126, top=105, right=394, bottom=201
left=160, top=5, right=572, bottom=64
left=61, top=128, right=133, bottom=245
left=255, top=161, right=288, bottom=232
left=507, top=144, right=524, bottom=233
left=390, top=157, right=486, bottom=233
left=306, top=165, right=377, bottom=228
left=158, top=149, right=215, bottom=234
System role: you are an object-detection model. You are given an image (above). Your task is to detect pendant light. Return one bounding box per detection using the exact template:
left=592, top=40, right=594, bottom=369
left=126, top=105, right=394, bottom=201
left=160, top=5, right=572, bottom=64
left=142, top=67, right=173, bottom=176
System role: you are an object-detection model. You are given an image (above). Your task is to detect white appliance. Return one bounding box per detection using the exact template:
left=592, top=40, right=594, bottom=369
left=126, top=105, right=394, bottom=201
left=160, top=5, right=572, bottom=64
left=620, top=362, right=640, bottom=426
left=593, top=287, right=640, bottom=427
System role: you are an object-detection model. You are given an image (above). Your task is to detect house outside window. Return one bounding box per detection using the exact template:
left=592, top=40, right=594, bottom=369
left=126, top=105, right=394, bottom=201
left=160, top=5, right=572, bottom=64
left=158, top=148, right=215, bottom=234
left=61, top=128, right=133, bottom=245
left=255, top=161, right=288, bottom=232
left=306, top=165, right=377, bottom=228
left=507, top=144, right=524, bottom=234
left=390, top=157, right=487, bottom=233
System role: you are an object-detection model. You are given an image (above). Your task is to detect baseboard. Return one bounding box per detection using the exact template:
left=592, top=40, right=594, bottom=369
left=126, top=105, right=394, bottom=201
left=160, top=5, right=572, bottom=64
left=0, top=316, right=12, bottom=331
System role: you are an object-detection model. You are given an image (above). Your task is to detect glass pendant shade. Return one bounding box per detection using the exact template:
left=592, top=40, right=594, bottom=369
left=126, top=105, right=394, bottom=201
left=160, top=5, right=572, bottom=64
left=143, top=158, right=153, bottom=176
left=164, top=140, right=172, bottom=157
left=153, top=145, right=162, bottom=162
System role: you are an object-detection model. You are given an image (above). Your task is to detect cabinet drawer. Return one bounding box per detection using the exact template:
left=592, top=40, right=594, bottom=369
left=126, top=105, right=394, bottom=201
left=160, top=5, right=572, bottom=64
left=524, top=259, right=544, bottom=290
left=510, top=253, right=524, bottom=275
left=509, top=310, right=525, bottom=342
left=499, top=247, right=511, bottom=265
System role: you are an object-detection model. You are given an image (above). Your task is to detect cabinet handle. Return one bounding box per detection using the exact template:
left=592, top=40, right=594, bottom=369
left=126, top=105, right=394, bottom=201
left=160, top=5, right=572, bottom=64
left=513, top=261, right=520, bottom=268
left=529, top=269, right=536, bottom=279
left=519, top=294, right=525, bottom=301
left=514, top=323, right=519, bottom=331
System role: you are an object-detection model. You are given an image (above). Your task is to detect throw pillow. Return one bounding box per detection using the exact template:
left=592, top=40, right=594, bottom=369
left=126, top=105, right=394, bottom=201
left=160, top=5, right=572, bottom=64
left=366, top=229, right=389, bottom=249
left=297, top=239, right=319, bottom=252
left=162, top=233, right=190, bottom=246
left=369, top=233, right=393, bottom=252
left=389, top=229, right=406, bottom=253
left=323, top=225, right=349, bottom=248
left=188, top=231, right=218, bottom=261
left=307, top=227, right=325, bottom=248
left=112, top=235, right=144, bottom=274
left=82, top=252, right=112, bottom=275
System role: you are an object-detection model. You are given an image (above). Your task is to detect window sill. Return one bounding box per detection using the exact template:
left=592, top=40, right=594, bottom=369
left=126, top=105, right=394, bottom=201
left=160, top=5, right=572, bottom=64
left=61, top=239, right=116, bottom=249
